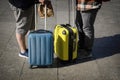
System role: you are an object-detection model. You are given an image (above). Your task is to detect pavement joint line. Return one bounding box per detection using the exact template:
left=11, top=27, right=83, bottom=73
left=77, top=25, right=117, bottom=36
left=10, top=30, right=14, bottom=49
left=0, top=29, right=15, bottom=58
left=57, top=63, right=59, bottom=80
left=94, top=60, right=104, bottom=80
left=19, top=58, right=26, bottom=80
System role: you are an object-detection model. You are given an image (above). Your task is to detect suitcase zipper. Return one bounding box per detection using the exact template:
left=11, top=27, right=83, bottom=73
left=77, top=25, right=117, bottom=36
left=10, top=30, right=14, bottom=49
left=61, top=24, right=74, bottom=61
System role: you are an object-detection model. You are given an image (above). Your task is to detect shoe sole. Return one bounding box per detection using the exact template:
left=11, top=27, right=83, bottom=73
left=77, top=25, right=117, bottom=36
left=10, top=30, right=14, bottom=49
left=19, top=54, right=28, bottom=58
left=78, top=54, right=92, bottom=59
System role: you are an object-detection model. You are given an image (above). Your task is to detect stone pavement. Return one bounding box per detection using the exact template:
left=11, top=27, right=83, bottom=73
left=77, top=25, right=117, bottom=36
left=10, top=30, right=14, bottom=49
left=0, top=0, right=120, bottom=80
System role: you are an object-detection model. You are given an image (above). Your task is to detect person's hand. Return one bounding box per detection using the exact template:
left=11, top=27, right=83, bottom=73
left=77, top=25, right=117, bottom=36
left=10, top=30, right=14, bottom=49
left=77, top=4, right=81, bottom=10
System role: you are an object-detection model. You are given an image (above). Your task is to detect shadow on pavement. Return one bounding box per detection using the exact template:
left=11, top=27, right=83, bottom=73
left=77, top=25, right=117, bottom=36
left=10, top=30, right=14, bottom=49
left=31, top=34, right=120, bottom=69
left=53, top=34, right=120, bottom=68
left=93, top=34, right=120, bottom=59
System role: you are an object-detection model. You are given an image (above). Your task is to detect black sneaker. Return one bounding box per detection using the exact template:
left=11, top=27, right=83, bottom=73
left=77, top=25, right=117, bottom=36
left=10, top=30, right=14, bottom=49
left=19, top=50, right=28, bottom=58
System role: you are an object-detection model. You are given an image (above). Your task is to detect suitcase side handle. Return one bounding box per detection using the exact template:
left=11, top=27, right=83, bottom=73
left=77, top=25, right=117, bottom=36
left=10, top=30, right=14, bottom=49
left=60, top=24, right=71, bottom=28
left=31, top=29, right=52, bottom=34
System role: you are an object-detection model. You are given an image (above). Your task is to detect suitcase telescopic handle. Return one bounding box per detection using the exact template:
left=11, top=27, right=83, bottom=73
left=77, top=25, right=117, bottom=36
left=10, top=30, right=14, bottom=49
left=35, top=3, right=47, bottom=30
left=68, top=0, right=75, bottom=27
left=72, top=0, right=75, bottom=27
left=35, top=4, right=37, bottom=30
left=44, top=4, right=47, bottom=30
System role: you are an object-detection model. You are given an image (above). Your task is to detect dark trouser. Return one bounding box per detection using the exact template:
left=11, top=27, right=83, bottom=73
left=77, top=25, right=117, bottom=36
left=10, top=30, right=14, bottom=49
left=75, top=9, right=99, bottom=51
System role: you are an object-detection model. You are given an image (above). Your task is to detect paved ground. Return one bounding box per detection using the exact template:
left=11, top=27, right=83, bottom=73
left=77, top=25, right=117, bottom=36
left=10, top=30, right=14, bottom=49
left=0, top=0, right=120, bottom=80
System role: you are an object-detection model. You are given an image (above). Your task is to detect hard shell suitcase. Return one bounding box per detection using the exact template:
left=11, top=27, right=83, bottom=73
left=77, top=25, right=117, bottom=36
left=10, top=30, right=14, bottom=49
left=54, top=24, right=78, bottom=61
left=28, top=30, right=53, bottom=68
left=28, top=4, right=53, bottom=68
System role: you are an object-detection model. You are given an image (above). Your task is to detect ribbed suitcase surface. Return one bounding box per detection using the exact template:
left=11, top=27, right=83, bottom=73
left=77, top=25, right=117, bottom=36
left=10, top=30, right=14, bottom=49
left=28, top=30, right=53, bottom=67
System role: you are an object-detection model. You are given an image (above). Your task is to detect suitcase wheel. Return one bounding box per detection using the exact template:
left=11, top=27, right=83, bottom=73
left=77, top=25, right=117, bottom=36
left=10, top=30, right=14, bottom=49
left=29, top=65, right=33, bottom=69
left=29, top=65, right=53, bottom=69
left=29, top=65, right=40, bottom=69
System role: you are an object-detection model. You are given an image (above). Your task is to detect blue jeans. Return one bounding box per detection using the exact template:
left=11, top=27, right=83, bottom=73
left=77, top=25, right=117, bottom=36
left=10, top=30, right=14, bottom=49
left=75, top=9, right=99, bottom=51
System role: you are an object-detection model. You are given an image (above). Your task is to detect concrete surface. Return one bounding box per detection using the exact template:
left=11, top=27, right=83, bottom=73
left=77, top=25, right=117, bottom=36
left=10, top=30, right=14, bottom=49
left=0, top=0, right=120, bottom=80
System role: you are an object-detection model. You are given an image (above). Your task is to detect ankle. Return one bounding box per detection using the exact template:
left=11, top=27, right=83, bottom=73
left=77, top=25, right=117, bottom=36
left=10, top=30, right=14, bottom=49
left=20, top=49, right=28, bottom=53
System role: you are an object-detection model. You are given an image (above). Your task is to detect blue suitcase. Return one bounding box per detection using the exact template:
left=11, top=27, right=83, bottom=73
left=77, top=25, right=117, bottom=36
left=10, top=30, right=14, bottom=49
left=28, top=30, right=54, bottom=68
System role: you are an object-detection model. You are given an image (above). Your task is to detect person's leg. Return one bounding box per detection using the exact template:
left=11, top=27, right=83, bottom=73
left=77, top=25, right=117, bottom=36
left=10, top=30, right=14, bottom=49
left=14, top=9, right=28, bottom=58
left=81, top=9, right=99, bottom=55
left=13, top=6, right=34, bottom=58
left=16, top=33, right=26, bottom=53
left=9, top=3, right=28, bottom=58
left=75, top=10, right=85, bottom=49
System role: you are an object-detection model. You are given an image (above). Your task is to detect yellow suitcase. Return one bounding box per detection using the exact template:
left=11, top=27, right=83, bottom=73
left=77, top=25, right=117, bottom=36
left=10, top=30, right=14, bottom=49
left=54, top=24, right=78, bottom=61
